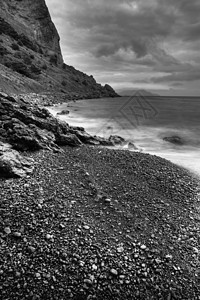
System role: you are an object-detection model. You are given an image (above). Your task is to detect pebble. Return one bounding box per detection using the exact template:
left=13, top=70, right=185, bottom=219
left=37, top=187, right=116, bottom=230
left=59, top=224, right=65, bottom=229
left=79, top=261, right=85, bottom=267
left=4, top=227, right=11, bottom=234
left=28, top=246, right=36, bottom=253
left=105, top=198, right=111, bottom=203
left=90, top=275, right=95, bottom=282
left=35, top=273, right=41, bottom=278
left=140, top=244, right=147, bottom=250
left=46, top=234, right=52, bottom=240
left=13, top=232, right=22, bottom=238
left=110, top=268, right=118, bottom=276
left=92, top=264, right=98, bottom=271
left=117, top=246, right=124, bottom=253
left=38, top=198, right=44, bottom=204
left=83, top=225, right=90, bottom=230
left=84, top=279, right=92, bottom=285
left=141, top=263, right=146, bottom=268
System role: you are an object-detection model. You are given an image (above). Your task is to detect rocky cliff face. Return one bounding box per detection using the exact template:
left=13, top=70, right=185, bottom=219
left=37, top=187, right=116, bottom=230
left=0, top=0, right=118, bottom=101
left=0, top=0, right=63, bottom=64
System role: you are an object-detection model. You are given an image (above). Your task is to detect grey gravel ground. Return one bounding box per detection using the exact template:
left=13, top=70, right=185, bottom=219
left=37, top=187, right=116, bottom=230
left=0, top=145, right=200, bottom=300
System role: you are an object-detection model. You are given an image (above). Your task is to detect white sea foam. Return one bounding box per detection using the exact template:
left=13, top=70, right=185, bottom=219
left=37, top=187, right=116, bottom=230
left=47, top=96, right=200, bottom=176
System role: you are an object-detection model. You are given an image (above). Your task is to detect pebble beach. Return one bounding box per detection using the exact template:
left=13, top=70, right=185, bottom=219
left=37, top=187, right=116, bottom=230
left=1, top=145, right=200, bottom=299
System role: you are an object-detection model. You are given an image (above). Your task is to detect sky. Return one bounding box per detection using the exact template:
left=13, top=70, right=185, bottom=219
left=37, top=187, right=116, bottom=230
left=46, top=0, right=200, bottom=96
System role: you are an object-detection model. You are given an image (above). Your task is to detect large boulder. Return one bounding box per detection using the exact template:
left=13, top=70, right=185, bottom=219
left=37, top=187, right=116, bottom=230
left=56, top=133, right=82, bottom=147
left=4, top=118, right=43, bottom=151
left=2, top=118, right=60, bottom=152
left=108, top=135, right=126, bottom=145
left=0, top=93, right=79, bottom=151
left=0, top=142, right=34, bottom=178
left=93, top=136, right=114, bottom=146
left=127, top=142, right=138, bottom=150
left=57, top=110, right=70, bottom=115
left=69, top=129, right=100, bottom=145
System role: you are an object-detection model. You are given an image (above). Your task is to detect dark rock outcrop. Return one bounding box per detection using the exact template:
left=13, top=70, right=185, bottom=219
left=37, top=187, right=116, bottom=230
left=0, top=142, right=34, bottom=178
left=108, top=135, right=126, bottom=145
left=0, top=92, right=114, bottom=155
left=56, top=133, right=82, bottom=147
left=103, top=84, right=118, bottom=97
left=93, top=136, right=114, bottom=146
left=0, top=91, right=120, bottom=177
left=57, top=110, right=70, bottom=116
left=127, top=142, right=138, bottom=150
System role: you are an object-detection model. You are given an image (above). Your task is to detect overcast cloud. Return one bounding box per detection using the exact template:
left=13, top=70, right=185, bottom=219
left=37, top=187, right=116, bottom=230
left=46, top=0, right=200, bottom=95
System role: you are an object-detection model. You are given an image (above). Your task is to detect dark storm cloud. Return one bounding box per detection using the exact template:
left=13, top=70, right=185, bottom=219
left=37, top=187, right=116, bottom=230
left=152, top=68, right=200, bottom=83
left=62, top=0, right=175, bottom=59
left=46, top=0, right=200, bottom=94
left=94, top=38, right=148, bottom=58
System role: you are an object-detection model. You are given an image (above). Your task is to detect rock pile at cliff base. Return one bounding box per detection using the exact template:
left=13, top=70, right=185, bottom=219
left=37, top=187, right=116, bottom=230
left=0, top=92, right=117, bottom=177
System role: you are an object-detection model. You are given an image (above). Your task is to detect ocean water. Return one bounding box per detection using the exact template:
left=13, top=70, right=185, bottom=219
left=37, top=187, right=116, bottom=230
left=47, top=95, right=200, bottom=177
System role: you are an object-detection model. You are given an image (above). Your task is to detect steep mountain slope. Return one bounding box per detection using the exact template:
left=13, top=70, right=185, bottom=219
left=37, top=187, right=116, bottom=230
left=0, top=0, right=118, bottom=101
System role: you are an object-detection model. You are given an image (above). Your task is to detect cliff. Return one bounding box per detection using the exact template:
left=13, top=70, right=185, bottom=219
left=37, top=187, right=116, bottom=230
left=0, top=0, right=118, bottom=101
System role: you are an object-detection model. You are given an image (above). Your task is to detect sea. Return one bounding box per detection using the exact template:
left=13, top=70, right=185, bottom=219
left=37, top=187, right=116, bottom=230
left=47, top=93, right=200, bottom=177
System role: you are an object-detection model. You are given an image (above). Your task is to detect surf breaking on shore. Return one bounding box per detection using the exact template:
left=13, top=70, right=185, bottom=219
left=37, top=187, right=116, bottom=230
left=47, top=95, right=200, bottom=177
